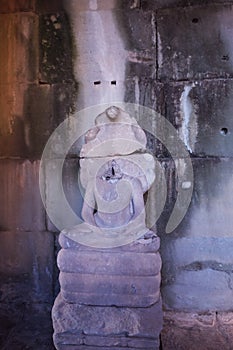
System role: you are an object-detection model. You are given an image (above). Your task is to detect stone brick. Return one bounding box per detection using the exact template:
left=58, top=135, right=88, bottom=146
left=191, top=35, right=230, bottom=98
left=161, top=311, right=233, bottom=350
left=0, top=231, right=54, bottom=303
left=24, top=83, right=77, bottom=158
left=141, top=0, right=233, bottom=10
left=0, top=303, right=54, bottom=349
left=44, top=158, right=83, bottom=233
left=60, top=272, right=161, bottom=307
left=0, top=82, right=76, bottom=158
left=0, top=0, right=35, bottom=13
left=125, top=79, right=165, bottom=113
left=162, top=268, right=233, bottom=311
left=36, top=0, right=63, bottom=14
left=217, top=311, right=233, bottom=325
left=52, top=293, right=162, bottom=338
left=161, top=237, right=233, bottom=269
left=0, top=159, right=45, bottom=231
left=53, top=83, right=77, bottom=122
left=0, top=13, right=38, bottom=83
left=25, top=83, right=53, bottom=157
left=0, top=13, right=39, bottom=157
left=162, top=158, right=233, bottom=238
left=117, top=9, right=156, bottom=80
left=58, top=249, right=161, bottom=275
left=159, top=158, right=233, bottom=311
left=39, top=12, right=75, bottom=83
left=0, top=13, right=39, bottom=158
left=162, top=80, right=233, bottom=157
left=118, top=10, right=155, bottom=52
left=157, top=4, right=233, bottom=80
left=0, top=83, right=29, bottom=158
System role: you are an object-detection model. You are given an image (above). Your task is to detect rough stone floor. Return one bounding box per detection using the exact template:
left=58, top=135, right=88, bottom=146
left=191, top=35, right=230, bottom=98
left=0, top=303, right=55, bottom=350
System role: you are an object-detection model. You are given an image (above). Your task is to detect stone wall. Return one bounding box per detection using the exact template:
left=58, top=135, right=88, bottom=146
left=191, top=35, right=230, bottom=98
left=1, top=0, right=233, bottom=349
left=137, top=1, right=233, bottom=349
left=0, top=0, right=76, bottom=348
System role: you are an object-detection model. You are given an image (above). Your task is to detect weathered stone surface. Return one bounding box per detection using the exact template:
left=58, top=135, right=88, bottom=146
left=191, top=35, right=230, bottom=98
left=53, top=293, right=162, bottom=338
left=56, top=334, right=159, bottom=348
left=141, top=0, right=233, bottom=10
left=0, top=231, right=54, bottom=303
left=157, top=4, right=233, bottom=80
left=36, top=0, right=63, bottom=14
left=0, top=0, right=35, bottom=13
left=60, top=272, right=160, bottom=307
left=118, top=10, right=155, bottom=52
left=0, top=83, right=29, bottom=158
left=159, top=158, right=233, bottom=311
left=217, top=311, right=233, bottom=325
left=39, top=13, right=75, bottom=83
left=162, top=269, right=233, bottom=311
left=0, top=13, right=38, bottom=157
left=117, top=9, right=156, bottom=80
left=57, top=346, right=155, bottom=350
left=161, top=311, right=233, bottom=350
left=162, top=80, right=233, bottom=157
left=0, top=160, right=45, bottom=231
left=161, top=237, right=233, bottom=268
left=53, top=83, right=77, bottom=122
left=25, top=83, right=53, bottom=157
left=61, top=289, right=160, bottom=307
left=60, top=272, right=160, bottom=295
left=58, top=249, right=161, bottom=275
left=0, top=13, right=38, bottom=83
left=65, top=6, right=128, bottom=109
left=125, top=79, right=165, bottom=112
left=25, top=83, right=77, bottom=158
left=0, top=82, right=76, bottom=158
left=0, top=302, right=55, bottom=350
left=164, top=158, right=233, bottom=238
left=44, top=158, right=83, bottom=233
left=59, top=231, right=160, bottom=252
left=63, top=0, right=142, bottom=12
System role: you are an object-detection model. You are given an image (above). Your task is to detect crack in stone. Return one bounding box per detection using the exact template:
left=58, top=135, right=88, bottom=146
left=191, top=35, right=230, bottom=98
left=182, top=261, right=233, bottom=273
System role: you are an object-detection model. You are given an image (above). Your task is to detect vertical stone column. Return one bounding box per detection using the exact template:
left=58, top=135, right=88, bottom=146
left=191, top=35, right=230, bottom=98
left=52, top=106, right=163, bottom=349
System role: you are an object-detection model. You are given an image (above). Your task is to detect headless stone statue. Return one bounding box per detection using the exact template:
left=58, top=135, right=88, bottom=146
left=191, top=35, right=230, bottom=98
left=52, top=106, right=162, bottom=350
left=64, top=106, right=155, bottom=248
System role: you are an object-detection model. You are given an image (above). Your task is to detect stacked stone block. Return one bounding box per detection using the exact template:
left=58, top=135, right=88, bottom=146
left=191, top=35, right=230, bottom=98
left=53, top=232, right=162, bottom=350
left=0, top=0, right=76, bottom=348
left=134, top=1, right=233, bottom=349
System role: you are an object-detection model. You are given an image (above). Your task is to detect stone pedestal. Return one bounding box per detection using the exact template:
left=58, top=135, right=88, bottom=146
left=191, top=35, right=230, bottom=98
left=52, top=231, right=163, bottom=350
